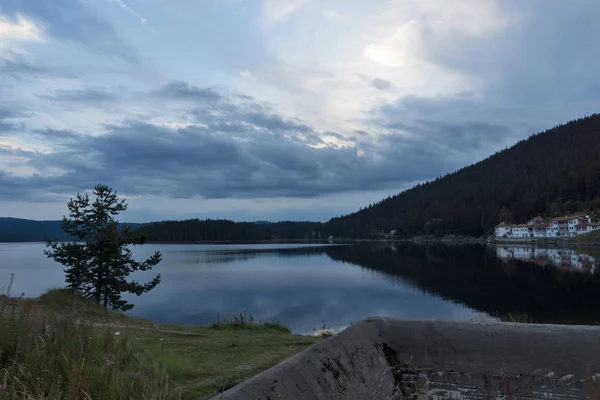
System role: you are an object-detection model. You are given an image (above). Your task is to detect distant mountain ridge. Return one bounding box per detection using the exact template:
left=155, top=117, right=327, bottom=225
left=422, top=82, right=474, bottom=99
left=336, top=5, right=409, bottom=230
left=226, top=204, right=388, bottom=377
left=0, top=218, right=144, bottom=242
left=325, top=114, right=600, bottom=237
left=0, top=218, right=323, bottom=242
left=0, top=218, right=72, bottom=242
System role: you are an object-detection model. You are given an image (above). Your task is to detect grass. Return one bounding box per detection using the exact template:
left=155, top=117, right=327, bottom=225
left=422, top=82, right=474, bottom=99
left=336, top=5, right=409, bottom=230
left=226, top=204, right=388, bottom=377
left=574, top=230, right=600, bottom=244
left=0, top=289, right=322, bottom=399
left=497, top=312, right=533, bottom=323
left=210, top=311, right=291, bottom=333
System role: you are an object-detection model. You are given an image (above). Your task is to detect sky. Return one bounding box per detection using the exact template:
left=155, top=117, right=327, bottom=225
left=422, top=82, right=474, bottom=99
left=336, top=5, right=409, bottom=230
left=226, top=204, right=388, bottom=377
left=1, top=0, right=600, bottom=222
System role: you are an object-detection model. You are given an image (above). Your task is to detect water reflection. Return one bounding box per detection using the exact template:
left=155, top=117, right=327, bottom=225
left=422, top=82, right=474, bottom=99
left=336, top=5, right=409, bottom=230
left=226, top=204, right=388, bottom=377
left=496, top=246, right=597, bottom=272
left=3, top=242, right=600, bottom=334
left=323, top=244, right=600, bottom=325
left=123, top=244, right=488, bottom=334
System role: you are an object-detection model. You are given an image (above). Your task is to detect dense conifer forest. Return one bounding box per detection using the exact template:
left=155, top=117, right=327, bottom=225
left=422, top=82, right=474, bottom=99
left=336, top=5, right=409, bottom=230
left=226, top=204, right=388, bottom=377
left=0, top=218, right=323, bottom=242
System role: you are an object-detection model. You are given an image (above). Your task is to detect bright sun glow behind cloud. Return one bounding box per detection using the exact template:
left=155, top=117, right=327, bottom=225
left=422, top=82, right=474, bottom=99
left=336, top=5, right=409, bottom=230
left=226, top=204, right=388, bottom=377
left=0, top=13, right=45, bottom=58
left=0, top=13, right=44, bottom=41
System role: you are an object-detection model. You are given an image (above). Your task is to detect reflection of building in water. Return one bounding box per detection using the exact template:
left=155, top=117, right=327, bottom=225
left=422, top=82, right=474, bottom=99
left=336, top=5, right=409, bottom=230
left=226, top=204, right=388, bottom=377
left=496, top=247, right=597, bottom=273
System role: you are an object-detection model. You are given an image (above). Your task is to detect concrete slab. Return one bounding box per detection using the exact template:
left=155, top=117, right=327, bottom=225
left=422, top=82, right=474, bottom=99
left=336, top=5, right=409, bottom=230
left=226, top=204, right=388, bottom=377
left=211, top=318, right=600, bottom=399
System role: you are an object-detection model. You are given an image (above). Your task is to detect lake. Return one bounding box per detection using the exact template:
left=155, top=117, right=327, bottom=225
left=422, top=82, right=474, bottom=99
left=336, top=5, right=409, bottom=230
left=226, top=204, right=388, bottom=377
left=2, top=242, right=600, bottom=334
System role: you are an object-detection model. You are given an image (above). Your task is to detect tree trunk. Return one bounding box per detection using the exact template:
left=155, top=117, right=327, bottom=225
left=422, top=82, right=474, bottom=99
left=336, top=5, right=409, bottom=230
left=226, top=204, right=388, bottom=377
left=95, top=267, right=102, bottom=304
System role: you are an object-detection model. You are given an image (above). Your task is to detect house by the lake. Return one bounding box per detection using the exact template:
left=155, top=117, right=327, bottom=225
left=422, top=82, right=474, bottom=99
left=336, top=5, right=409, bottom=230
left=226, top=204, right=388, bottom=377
left=495, top=215, right=600, bottom=239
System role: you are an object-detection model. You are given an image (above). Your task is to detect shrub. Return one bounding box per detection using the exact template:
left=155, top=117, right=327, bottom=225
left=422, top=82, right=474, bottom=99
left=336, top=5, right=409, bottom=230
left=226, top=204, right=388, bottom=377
left=210, top=312, right=291, bottom=333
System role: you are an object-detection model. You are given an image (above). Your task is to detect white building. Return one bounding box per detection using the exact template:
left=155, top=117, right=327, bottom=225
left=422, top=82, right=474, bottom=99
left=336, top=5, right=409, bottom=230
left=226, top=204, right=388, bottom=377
left=495, top=223, right=512, bottom=238
left=551, top=216, right=589, bottom=237
left=532, top=224, right=550, bottom=238
left=494, top=215, right=599, bottom=239
left=512, top=225, right=532, bottom=238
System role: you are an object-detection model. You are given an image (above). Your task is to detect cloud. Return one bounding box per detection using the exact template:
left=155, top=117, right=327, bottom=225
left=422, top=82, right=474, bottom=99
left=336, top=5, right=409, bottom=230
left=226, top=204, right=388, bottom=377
left=0, top=106, right=25, bottom=133
left=41, top=87, right=121, bottom=105
left=364, top=21, right=424, bottom=69
left=0, top=13, right=45, bottom=63
left=4, top=0, right=600, bottom=222
left=0, top=107, right=24, bottom=120
left=374, top=95, right=521, bottom=157
left=371, top=78, right=393, bottom=91
left=1, top=58, right=54, bottom=78
left=0, top=83, right=462, bottom=201
left=33, top=128, right=82, bottom=142
left=0, top=0, right=139, bottom=63
left=0, top=121, right=17, bottom=133
left=322, top=10, right=347, bottom=20
left=153, top=81, right=222, bottom=102
left=0, top=13, right=44, bottom=42
left=261, top=0, right=310, bottom=26
left=107, top=0, right=147, bottom=26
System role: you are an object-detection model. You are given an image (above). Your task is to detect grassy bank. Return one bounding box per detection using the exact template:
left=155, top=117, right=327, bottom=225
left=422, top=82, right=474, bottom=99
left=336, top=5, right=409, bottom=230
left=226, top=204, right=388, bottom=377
left=0, top=289, right=321, bottom=399
left=574, top=230, right=600, bottom=245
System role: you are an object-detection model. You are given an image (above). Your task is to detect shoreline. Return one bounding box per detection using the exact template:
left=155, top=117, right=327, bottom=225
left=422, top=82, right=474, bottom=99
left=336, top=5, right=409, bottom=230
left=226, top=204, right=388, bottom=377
left=5, top=236, right=600, bottom=247
left=1, top=290, right=322, bottom=399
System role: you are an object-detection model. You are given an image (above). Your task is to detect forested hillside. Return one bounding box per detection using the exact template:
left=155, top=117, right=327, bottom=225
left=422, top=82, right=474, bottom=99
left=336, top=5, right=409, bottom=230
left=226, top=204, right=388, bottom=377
left=0, top=218, right=73, bottom=242
left=144, top=219, right=324, bottom=242
left=143, top=219, right=270, bottom=242
left=0, top=218, right=142, bottom=242
left=325, top=114, right=600, bottom=237
left=0, top=217, right=325, bottom=242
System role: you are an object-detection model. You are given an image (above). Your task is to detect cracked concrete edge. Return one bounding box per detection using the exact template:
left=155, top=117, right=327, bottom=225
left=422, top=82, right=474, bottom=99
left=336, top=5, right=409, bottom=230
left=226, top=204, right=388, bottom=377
left=210, top=318, right=600, bottom=400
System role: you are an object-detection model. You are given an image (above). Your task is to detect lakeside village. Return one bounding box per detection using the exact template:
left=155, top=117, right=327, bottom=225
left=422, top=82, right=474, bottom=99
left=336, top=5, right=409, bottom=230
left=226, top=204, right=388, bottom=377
left=495, top=214, right=600, bottom=239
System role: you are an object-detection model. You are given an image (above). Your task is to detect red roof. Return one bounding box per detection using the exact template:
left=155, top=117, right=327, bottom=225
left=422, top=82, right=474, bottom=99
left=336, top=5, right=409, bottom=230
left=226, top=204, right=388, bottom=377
left=513, top=224, right=531, bottom=228
left=552, top=216, right=581, bottom=222
left=533, top=224, right=550, bottom=229
left=528, top=216, right=544, bottom=222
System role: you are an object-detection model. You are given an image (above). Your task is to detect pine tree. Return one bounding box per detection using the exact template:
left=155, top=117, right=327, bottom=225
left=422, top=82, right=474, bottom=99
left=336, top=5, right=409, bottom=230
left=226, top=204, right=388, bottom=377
left=45, top=184, right=161, bottom=311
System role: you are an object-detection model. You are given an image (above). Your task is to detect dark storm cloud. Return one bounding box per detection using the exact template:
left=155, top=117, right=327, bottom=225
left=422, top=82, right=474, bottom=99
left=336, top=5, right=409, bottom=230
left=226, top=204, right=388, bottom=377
left=324, top=131, right=345, bottom=140
left=153, top=81, right=223, bottom=102
left=0, top=121, right=14, bottom=133
left=0, top=0, right=139, bottom=63
left=0, top=107, right=25, bottom=133
left=40, top=88, right=121, bottom=105
left=0, top=83, right=459, bottom=201
left=0, top=58, right=58, bottom=79
left=371, top=78, right=393, bottom=91
left=33, top=128, right=82, bottom=142
left=0, top=108, right=23, bottom=121
left=243, top=112, right=312, bottom=134
left=0, top=145, right=36, bottom=159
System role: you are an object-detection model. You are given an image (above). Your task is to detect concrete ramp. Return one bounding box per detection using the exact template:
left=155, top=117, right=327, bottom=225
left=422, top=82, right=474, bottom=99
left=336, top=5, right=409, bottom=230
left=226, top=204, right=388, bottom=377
left=212, top=318, right=600, bottom=399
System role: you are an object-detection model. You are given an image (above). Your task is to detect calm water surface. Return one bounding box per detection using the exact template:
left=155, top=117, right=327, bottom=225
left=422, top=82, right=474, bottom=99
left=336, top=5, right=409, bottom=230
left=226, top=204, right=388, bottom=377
left=2, top=242, right=600, bottom=333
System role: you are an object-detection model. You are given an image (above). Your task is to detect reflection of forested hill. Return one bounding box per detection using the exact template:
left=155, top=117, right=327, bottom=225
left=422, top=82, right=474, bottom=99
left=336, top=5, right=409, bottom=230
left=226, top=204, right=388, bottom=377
left=324, top=244, right=600, bottom=324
